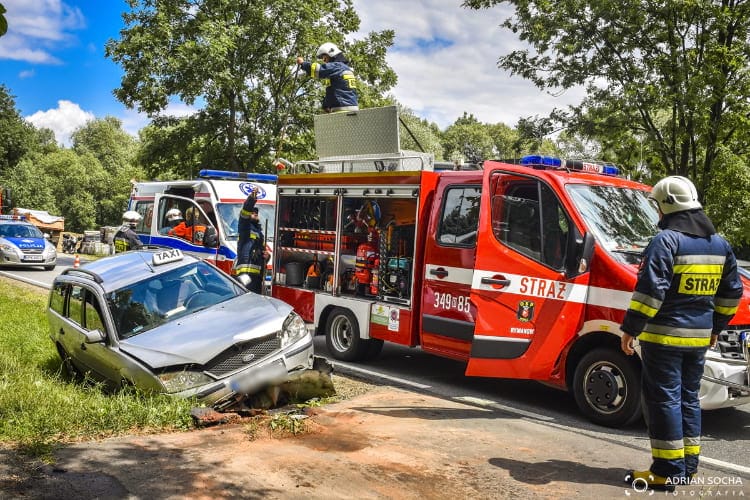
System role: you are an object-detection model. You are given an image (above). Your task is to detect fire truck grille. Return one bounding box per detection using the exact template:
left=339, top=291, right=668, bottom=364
left=204, top=333, right=281, bottom=377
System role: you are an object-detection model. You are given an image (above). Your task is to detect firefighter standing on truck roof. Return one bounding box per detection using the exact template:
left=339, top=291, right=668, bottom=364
left=296, top=42, right=358, bottom=113
left=113, top=210, right=143, bottom=253
left=235, top=189, right=269, bottom=294
left=620, top=176, right=742, bottom=491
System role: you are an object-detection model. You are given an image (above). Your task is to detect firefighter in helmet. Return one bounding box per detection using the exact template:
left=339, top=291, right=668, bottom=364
left=113, top=210, right=143, bottom=253
left=621, top=176, right=742, bottom=490
left=296, top=42, right=358, bottom=113
left=234, top=189, right=269, bottom=294
left=160, top=208, right=184, bottom=235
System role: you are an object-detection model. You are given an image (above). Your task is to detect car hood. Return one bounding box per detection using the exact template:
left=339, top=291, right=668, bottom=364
left=118, top=293, right=293, bottom=369
left=2, top=236, right=46, bottom=251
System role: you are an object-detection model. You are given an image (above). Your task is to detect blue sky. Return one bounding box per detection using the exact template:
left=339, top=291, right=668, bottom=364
left=0, top=0, right=584, bottom=146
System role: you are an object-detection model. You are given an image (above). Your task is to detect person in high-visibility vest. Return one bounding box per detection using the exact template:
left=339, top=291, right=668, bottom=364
left=296, top=42, right=358, bottom=113
left=234, top=190, right=268, bottom=294
left=113, top=210, right=143, bottom=253
left=620, top=176, right=743, bottom=491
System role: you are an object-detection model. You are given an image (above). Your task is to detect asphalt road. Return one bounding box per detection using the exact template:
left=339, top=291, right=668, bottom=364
left=4, top=257, right=750, bottom=478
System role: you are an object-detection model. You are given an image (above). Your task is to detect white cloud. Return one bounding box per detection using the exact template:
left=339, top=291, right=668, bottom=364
left=0, top=0, right=85, bottom=64
left=352, top=0, right=584, bottom=129
left=18, top=69, right=35, bottom=79
left=25, top=100, right=94, bottom=146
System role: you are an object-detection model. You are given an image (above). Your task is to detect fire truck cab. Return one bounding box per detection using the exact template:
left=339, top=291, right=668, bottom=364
left=271, top=106, right=750, bottom=427
left=128, top=170, right=277, bottom=277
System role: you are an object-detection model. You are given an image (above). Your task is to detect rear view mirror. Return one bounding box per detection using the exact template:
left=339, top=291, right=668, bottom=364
left=566, top=230, right=595, bottom=278
left=84, top=329, right=106, bottom=343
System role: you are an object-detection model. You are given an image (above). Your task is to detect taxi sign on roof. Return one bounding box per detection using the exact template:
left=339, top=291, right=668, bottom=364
left=152, top=248, right=184, bottom=266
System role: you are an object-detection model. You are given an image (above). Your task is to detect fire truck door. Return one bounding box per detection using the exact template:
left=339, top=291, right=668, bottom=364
left=466, top=170, right=591, bottom=380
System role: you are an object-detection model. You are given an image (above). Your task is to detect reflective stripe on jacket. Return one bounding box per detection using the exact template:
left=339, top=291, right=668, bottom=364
left=301, top=60, right=358, bottom=110
left=621, top=229, right=743, bottom=347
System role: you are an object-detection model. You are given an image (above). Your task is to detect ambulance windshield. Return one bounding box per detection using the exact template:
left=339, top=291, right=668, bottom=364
left=215, top=203, right=276, bottom=242
left=567, top=184, right=659, bottom=265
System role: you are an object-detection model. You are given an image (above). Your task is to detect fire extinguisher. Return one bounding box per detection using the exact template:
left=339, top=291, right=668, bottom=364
left=355, top=231, right=378, bottom=295
left=370, top=257, right=380, bottom=296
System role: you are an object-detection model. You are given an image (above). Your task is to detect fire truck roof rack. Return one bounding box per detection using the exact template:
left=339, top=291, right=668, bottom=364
left=288, top=105, right=435, bottom=174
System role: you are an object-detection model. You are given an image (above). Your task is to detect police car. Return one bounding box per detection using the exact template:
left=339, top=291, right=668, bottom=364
left=0, top=215, right=57, bottom=270
left=47, top=247, right=314, bottom=409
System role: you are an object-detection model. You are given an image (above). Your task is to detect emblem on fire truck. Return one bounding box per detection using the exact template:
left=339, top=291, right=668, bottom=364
left=517, top=300, right=535, bottom=323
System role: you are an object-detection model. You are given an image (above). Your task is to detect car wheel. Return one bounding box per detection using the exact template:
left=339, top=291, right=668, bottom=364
left=56, top=344, right=82, bottom=381
left=572, top=347, right=642, bottom=428
left=325, top=307, right=371, bottom=362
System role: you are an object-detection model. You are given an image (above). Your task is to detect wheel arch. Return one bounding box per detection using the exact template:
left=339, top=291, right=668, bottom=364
left=565, top=330, right=639, bottom=390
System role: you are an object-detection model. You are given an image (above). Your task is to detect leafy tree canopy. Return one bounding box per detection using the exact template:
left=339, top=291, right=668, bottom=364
left=0, top=85, right=39, bottom=177
left=106, top=0, right=396, bottom=178
left=463, top=0, right=750, bottom=196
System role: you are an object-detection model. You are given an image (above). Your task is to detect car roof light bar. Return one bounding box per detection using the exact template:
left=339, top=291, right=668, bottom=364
left=198, top=170, right=278, bottom=183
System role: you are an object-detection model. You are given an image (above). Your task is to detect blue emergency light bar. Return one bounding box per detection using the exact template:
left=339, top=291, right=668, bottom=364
left=198, top=170, right=278, bottom=183
left=520, top=155, right=619, bottom=176
left=0, top=214, right=26, bottom=221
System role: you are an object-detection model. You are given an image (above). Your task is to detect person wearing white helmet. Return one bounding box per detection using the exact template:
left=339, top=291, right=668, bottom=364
left=113, top=210, right=143, bottom=253
left=620, top=176, right=742, bottom=491
left=296, top=42, right=359, bottom=113
left=159, top=208, right=184, bottom=235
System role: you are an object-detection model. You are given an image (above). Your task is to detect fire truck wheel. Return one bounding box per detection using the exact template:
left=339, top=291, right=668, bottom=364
left=325, top=307, right=371, bottom=362
left=572, top=348, right=642, bottom=428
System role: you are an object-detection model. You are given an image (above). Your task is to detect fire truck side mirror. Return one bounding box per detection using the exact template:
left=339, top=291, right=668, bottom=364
left=566, top=230, right=595, bottom=278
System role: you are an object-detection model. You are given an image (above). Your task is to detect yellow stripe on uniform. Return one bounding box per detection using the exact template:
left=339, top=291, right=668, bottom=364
left=638, top=333, right=711, bottom=347
left=715, top=304, right=739, bottom=315
left=652, top=448, right=685, bottom=460
left=673, top=264, right=724, bottom=274
left=684, top=445, right=700, bottom=456
left=629, top=300, right=659, bottom=318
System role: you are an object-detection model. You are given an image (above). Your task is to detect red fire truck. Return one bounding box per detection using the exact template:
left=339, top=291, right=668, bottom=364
left=271, top=107, right=750, bottom=427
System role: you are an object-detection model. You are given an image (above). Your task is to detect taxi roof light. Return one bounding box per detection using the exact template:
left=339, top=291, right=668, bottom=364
left=519, top=155, right=619, bottom=176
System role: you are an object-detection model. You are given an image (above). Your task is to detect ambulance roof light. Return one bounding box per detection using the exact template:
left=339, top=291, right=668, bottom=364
left=520, top=155, right=619, bottom=176
left=198, top=170, right=278, bottom=183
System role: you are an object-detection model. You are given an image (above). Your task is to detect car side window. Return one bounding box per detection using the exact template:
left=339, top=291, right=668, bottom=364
left=69, top=285, right=85, bottom=326
left=49, top=282, right=68, bottom=315
left=490, top=173, right=571, bottom=270
left=437, top=186, right=481, bottom=246
left=83, top=290, right=106, bottom=333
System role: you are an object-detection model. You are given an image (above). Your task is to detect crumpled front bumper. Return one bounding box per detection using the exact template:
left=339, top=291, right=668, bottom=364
left=699, top=331, right=750, bottom=410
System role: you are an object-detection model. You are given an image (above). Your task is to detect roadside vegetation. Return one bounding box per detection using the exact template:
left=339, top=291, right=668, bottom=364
left=0, top=277, right=380, bottom=458
left=0, top=277, right=195, bottom=457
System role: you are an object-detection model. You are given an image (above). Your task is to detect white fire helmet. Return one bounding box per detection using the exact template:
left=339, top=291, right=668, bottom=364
left=649, top=176, right=702, bottom=214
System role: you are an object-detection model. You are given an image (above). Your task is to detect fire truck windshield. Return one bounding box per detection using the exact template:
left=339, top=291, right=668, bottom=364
left=215, top=202, right=276, bottom=242
left=566, top=184, right=659, bottom=265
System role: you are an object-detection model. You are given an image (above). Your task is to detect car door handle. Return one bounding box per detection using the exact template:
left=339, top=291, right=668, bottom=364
left=429, top=267, right=449, bottom=278
left=481, top=277, right=511, bottom=287
left=59, top=328, right=65, bottom=335
left=80, top=343, right=87, bottom=351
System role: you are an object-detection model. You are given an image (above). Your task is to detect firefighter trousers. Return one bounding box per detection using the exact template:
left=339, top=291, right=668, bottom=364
left=640, top=342, right=706, bottom=480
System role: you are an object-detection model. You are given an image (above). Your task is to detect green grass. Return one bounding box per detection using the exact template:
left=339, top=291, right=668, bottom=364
left=0, top=277, right=195, bottom=457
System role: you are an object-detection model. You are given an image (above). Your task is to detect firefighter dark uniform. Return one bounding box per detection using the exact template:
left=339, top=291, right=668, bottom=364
left=621, top=176, right=742, bottom=490
left=298, top=42, right=358, bottom=113
left=235, top=194, right=266, bottom=294
left=113, top=210, right=143, bottom=253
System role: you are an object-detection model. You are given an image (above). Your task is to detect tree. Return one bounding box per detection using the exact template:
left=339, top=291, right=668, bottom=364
left=398, top=105, right=444, bottom=160
left=441, top=113, right=497, bottom=164
left=0, top=3, right=7, bottom=37
left=0, top=85, right=38, bottom=177
left=71, top=117, right=144, bottom=225
left=107, top=0, right=396, bottom=177
left=463, top=0, right=750, bottom=196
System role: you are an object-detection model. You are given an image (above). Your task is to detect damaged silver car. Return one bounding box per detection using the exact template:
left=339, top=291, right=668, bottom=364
left=47, top=248, right=314, bottom=409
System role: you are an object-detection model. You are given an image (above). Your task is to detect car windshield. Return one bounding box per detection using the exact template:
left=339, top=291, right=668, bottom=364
left=107, top=260, right=245, bottom=339
left=0, top=223, right=44, bottom=238
left=566, top=183, right=660, bottom=265
left=216, top=202, right=275, bottom=242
